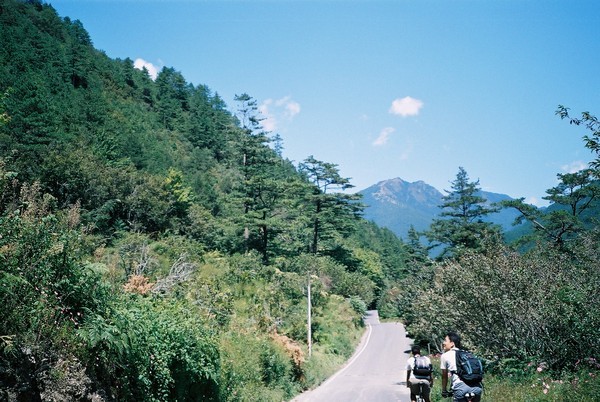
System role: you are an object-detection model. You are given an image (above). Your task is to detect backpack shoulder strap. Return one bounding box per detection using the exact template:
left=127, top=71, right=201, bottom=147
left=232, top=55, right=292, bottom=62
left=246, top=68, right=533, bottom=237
left=450, top=349, right=462, bottom=374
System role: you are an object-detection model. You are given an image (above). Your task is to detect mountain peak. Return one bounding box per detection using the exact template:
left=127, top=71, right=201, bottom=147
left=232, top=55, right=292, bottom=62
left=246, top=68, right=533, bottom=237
left=359, top=177, right=520, bottom=239
left=367, top=178, right=442, bottom=207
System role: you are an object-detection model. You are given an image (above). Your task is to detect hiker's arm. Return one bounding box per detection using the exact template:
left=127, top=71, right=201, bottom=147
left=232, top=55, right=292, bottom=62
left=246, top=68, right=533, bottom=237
left=441, top=369, right=449, bottom=392
left=406, top=369, right=411, bottom=387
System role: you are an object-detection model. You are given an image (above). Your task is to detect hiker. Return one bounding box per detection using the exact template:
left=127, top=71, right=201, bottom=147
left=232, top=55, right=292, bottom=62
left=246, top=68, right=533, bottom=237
left=406, top=345, right=433, bottom=402
left=440, top=331, right=483, bottom=401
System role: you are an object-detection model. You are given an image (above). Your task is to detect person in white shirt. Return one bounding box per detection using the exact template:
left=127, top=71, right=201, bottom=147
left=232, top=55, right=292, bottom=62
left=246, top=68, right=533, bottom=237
left=440, top=331, right=483, bottom=401
left=406, top=345, right=433, bottom=402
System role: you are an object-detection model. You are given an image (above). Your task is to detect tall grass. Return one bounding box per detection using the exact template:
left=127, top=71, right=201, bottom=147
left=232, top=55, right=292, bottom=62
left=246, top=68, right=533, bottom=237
left=425, top=356, right=600, bottom=401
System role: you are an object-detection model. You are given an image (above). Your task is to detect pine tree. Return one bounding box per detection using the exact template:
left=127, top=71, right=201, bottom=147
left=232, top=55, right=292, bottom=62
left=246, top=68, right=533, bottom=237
left=298, top=156, right=364, bottom=255
left=426, top=167, right=501, bottom=258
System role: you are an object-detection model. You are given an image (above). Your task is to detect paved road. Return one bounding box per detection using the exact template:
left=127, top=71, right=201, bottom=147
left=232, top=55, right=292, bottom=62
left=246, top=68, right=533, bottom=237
left=291, top=310, right=413, bottom=402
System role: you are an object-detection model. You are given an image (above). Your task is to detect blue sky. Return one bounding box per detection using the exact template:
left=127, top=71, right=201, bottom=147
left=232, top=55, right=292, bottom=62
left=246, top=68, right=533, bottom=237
left=50, top=0, right=600, bottom=206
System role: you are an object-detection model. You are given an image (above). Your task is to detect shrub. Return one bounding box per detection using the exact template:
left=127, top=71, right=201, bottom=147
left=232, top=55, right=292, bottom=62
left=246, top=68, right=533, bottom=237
left=80, top=296, right=219, bottom=401
left=349, top=295, right=367, bottom=317
left=0, top=199, right=110, bottom=399
left=406, top=236, right=600, bottom=370
left=218, top=332, right=297, bottom=402
left=311, top=296, right=363, bottom=357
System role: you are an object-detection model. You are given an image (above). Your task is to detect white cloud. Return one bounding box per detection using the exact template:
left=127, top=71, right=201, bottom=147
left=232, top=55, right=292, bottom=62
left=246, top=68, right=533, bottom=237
left=561, top=160, right=587, bottom=173
left=259, top=99, right=277, bottom=131
left=133, top=58, right=159, bottom=80
left=259, top=96, right=301, bottom=132
left=389, top=96, right=424, bottom=117
left=373, top=127, right=395, bottom=146
left=525, top=196, right=548, bottom=207
left=275, top=96, right=301, bottom=118
left=285, top=101, right=301, bottom=117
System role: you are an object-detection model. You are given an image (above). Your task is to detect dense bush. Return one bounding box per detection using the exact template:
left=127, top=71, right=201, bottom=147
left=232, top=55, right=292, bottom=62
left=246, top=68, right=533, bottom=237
left=279, top=254, right=375, bottom=308
left=80, top=297, right=219, bottom=402
left=218, top=332, right=298, bottom=402
left=406, top=235, right=600, bottom=372
left=0, top=197, right=108, bottom=399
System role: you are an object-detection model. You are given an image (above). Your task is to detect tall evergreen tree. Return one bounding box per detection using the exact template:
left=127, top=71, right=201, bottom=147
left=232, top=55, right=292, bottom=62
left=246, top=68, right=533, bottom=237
left=298, top=156, right=364, bottom=255
left=155, top=67, right=191, bottom=130
left=232, top=93, right=283, bottom=259
left=426, top=166, right=500, bottom=258
left=406, top=225, right=430, bottom=265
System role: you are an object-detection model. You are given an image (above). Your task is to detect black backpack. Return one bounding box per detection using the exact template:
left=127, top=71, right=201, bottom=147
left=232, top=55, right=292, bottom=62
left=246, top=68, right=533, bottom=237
left=412, top=355, right=433, bottom=378
left=454, top=349, right=484, bottom=385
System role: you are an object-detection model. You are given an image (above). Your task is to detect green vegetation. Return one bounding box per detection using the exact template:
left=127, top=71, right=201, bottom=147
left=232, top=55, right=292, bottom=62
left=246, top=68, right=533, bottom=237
left=1, top=1, right=599, bottom=400
left=402, top=107, right=600, bottom=399
left=425, top=356, right=600, bottom=402
left=0, top=1, right=409, bottom=400
left=425, top=166, right=501, bottom=258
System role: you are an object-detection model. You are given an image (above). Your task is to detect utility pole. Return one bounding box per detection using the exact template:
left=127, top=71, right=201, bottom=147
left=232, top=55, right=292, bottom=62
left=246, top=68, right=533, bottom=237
left=307, top=272, right=312, bottom=358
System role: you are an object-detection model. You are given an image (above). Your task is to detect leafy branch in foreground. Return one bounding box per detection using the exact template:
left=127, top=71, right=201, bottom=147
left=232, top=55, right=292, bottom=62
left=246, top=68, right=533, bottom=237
left=502, top=107, right=600, bottom=249
left=556, top=105, right=600, bottom=172
left=502, top=169, right=600, bottom=248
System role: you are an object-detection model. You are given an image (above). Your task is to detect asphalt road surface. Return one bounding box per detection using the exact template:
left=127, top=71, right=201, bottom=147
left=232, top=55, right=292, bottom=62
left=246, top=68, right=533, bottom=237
left=291, top=310, right=413, bottom=402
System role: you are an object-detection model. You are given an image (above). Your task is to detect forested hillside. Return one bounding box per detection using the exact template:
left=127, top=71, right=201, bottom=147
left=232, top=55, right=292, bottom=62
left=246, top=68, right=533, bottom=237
left=0, top=1, right=415, bottom=400
left=2, top=1, right=600, bottom=401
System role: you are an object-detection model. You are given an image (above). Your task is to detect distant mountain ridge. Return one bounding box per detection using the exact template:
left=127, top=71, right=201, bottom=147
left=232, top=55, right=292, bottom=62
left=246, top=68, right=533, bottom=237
left=359, top=177, right=521, bottom=240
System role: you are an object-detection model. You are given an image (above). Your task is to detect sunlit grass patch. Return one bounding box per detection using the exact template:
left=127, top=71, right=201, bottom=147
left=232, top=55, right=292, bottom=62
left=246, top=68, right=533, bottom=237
left=425, top=355, right=600, bottom=401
